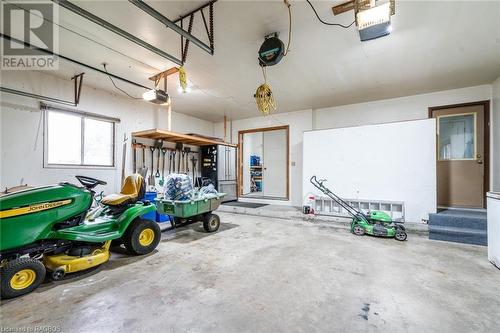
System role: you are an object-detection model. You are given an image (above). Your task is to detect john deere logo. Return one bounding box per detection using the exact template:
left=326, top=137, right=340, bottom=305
left=28, top=200, right=69, bottom=212
left=0, top=199, right=71, bottom=219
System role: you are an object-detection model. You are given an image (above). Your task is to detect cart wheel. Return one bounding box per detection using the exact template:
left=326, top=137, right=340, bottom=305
left=51, top=268, right=66, bottom=281
left=395, top=229, right=407, bottom=241
left=203, top=213, right=220, bottom=233
left=123, top=218, right=161, bottom=255
left=353, top=224, right=365, bottom=236
left=1, top=258, right=46, bottom=299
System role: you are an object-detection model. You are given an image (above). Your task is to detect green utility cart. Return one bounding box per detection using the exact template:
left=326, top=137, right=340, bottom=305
left=155, top=194, right=225, bottom=232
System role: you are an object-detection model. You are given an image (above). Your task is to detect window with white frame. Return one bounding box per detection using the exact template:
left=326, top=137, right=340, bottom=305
left=45, top=109, right=115, bottom=167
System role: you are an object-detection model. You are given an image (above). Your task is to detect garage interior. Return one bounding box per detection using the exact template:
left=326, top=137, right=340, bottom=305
left=1, top=0, right=500, bottom=332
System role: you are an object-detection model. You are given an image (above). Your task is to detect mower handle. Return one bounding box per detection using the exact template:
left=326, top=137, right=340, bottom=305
left=310, top=175, right=327, bottom=187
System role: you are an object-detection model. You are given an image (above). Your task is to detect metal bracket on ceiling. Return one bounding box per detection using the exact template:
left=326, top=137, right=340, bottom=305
left=129, top=0, right=216, bottom=64
left=0, top=72, right=84, bottom=108
left=1, top=73, right=84, bottom=108
left=149, top=67, right=179, bottom=90
left=72, top=73, right=84, bottom=105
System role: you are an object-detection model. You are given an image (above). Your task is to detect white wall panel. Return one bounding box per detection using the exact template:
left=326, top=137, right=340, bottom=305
left=303, top=119, right=437, bottom=222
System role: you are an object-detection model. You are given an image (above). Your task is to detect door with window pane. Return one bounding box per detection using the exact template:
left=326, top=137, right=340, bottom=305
left=432, top=105, right=485, bottom=208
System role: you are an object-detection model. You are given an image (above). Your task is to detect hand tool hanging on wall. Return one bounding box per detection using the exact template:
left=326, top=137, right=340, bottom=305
left=141, top=143, right=146, bottom=168
left=175, top=142, right=183, bottom=173
left=184, top=147, right=191, bottom=174
left=155, top=140, right=162, bottom=178
left=136, top=143, right=147, bottom=178
left=149, top=145, right=156, bottom=186
left=159, top=147, right=167, bottom=186
left=121, top=134, right=128, bottom=187
left=191, top=155, right=198, bottom=187
left=170, top=149, right=176, bottom=174
left=132, top=139, right=137, bottom=173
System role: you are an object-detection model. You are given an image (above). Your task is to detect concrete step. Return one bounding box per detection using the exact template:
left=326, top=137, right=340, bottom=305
left=429, top=209, right=487, bottom=229
left=428, top=209, right=487, bottom=246
left=429, top=225, right=487, bottom=246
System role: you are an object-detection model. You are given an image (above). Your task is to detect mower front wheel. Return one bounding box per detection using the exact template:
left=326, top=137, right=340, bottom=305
left=352, top=224, right=365, bottom=236
left=123, top=218, right=161, bottom=255
left=1, top=258, right=46, bottom=299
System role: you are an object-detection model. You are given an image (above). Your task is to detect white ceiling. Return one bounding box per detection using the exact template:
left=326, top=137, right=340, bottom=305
left=4, top=0, right=500, bottom=121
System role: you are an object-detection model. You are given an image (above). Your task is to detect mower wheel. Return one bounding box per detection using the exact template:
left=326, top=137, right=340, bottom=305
left=395, top=229, right=407, bottom=241
left=203, top=213, right=220, bottom=233
left=353, top=224, right=365, bottom=236
left=123, top=218, right=161, bottom=255
left=1, top=258, right=46, bottom=299
left=51, top=268, right=66, bottom=281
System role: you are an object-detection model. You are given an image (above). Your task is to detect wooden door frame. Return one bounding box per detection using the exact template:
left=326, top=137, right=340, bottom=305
left=428, top=100, right=490, bottom=208
left=237, top=125, right=290, bottom=200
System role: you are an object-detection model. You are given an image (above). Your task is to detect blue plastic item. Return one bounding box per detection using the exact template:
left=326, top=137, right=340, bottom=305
left=250, top=155, right=261, bottom=166
left=141, top=191, right=157, bottom=221
left=156, top=212, right=171, bottom=223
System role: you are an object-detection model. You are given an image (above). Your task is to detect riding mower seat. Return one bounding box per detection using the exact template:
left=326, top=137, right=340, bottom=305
left=101, top=174, right=146, bottom=207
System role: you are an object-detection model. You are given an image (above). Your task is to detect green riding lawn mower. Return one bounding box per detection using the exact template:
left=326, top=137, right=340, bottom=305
left=0, top=174, right=161, bottom=299
left=310, top=176, right=407, bottom=241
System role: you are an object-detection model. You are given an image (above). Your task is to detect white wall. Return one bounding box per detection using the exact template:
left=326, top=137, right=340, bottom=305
left=314, top=85, right=492, bottom=130
left=493, top=76, right=500, bottom=192
left=215, top=84, right=495, bottom=207
left=215, top=109, right=313, bottom=207
left=0, top=71, right=214, bottom=194
left=303, top=119, right=437, bottom=223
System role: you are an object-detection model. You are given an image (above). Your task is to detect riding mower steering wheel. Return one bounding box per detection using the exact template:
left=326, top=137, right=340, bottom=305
left=75, top=175, right=107, bottom=191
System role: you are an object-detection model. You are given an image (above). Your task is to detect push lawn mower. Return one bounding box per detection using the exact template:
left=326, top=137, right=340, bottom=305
left=0, top=174, right=161, bottom=299
left=310, top=176, right=407, bottom=241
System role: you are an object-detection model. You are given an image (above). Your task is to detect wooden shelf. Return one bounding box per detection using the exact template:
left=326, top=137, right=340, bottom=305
left=132, top=128, right=237, bottom=147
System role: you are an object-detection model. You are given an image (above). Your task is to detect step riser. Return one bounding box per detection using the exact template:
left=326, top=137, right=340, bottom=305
left=429, top=230, right=487, bottom=246
left=428, top=215, right=487, bottom=229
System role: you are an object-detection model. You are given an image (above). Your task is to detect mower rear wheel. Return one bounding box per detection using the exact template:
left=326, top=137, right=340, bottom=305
left=353, top=224, right=365, bottom=236
left=395, top=229, right=407, bottom=241
left=203, top=213, right=220, bottom=233
left=1, top=258, right=46, bottom=299
left=123, top=218, right=161, bottom=255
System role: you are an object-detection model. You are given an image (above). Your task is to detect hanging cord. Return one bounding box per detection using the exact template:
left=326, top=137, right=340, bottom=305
left=103, top=64, right=142, bottom=100
left=283, top=0, right=292, bottom=56
left=253, top=0, right=291, bottom=115
left=254, top=66, right=277, bottom=115
left=306, top=0, right=355, bottom=28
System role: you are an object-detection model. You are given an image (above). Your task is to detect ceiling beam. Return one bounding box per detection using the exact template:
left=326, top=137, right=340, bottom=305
left=0, top=33, right=151, bottom=90
left=129, top=0, right=214, bottom=55
left=51, top=0, right=182, bottom=66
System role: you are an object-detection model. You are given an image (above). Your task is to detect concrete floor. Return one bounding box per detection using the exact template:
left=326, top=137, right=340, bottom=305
left=1, top=212, right=499, bottom=332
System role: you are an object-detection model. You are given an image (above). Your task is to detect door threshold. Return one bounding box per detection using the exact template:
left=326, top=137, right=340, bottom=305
left=437, top=206, right=486, bottom=213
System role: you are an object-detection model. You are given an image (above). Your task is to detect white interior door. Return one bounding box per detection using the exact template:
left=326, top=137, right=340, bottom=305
left=263, top=129, right=287, bottom=198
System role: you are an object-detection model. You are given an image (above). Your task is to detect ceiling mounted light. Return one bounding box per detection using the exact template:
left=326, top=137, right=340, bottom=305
left=142, top=89, right=170, bottom=105
left=356, top=1, right=395, bottom=41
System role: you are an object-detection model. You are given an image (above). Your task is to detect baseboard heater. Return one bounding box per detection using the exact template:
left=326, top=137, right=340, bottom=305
left=314, top=196, right=405, bottom=222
